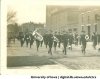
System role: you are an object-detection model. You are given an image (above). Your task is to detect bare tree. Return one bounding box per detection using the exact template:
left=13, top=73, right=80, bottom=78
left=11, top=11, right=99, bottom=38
left=7, top=9, right=17, bottom=24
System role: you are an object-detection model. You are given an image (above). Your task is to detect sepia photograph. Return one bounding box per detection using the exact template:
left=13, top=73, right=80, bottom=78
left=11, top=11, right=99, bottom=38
left=1, top=0, right=100, bottom=75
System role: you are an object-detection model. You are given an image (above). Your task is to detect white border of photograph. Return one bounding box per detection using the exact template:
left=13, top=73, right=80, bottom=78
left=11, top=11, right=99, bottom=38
left=1, top=0, right=100, bottom=75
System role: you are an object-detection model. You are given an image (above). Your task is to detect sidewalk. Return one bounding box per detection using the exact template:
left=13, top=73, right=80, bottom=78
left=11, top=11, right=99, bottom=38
left=7, top=40, right=100, bottom=70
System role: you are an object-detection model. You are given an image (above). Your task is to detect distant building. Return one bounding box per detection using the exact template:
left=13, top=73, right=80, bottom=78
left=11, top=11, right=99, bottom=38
left=46, top=6, right=100, bottom=38
left=78, top=7, right=100, bottom=37
left=20, top=22, right=45, bottom=34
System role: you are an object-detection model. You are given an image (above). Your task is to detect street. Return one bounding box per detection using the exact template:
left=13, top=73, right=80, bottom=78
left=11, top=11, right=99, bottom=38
left=7, top=40, right=100, bottom=70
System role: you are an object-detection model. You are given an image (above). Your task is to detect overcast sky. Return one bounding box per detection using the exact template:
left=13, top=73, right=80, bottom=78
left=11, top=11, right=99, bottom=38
left=7, top=0, right=100, bottom=24
left=7, top=0, right=46, bottom=24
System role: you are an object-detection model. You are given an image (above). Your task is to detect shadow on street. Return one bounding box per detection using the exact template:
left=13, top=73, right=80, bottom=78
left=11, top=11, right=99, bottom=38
left=7, top=56, right=56, bottom=67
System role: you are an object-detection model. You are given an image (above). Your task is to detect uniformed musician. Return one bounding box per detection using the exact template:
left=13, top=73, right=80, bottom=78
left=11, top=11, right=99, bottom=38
left=80, top=31, right=87, bottom=55
left=53, top=32, right=58, bottom=51
left=48, top=30, right=54, bottom=55
left=24, top=32, right=30, bottom=47
left=62, top=31, right=69, bottom=55
left=19, top=32, right=25, bottom=47
left=29, top=32, right=34, bottom=48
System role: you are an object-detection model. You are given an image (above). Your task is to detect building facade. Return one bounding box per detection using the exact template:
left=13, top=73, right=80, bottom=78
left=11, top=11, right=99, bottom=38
left=46, top=6, right=79, bottom=33
left=46, top=6, right=100, bottom=38
left=20, top=22, right=45, bottom=35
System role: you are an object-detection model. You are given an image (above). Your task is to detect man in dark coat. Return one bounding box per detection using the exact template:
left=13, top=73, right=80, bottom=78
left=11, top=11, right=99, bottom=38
left=62, top=31, right=69, bottom=55
left=19, top=32, right=25, bottom=47
left=97, top=34, right=100, bottom=45
left=29, top=33, right=34, bottom=48
left=40, top=40, right=43, bottom=47
left=74, top=32, right=79, bottom=46
left=35, top=39, right=40, bottom=51
left=48, top=30, right=54, bottom=55
left=53, top=32, right=58, bottom=51
left=56, top=32, right=62, bottom=48
left=80, top=31, right=87, bottom=55
left=43, top=33, right=49, bottom=48
left=92, top=32, right=98, bottom=49
left=68, top=32, right=73, bottom=50
left=24, top=32, right=30, bottom=47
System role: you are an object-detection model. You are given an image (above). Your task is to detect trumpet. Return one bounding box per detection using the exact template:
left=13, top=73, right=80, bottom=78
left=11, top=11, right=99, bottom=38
left=32, top=30, right=43, bottom=41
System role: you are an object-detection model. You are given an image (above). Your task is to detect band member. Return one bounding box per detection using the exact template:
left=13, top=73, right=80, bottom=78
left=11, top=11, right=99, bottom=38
left=53, top=32, right=58, bottom=51
left=29, top=32, right=34, bottom=48
left=98, top=34, right=100, bottom=45
left=43, top=33, right=49, bottom=48
left=32, top=29, right=43, bottom=51
left=36, top=39, right=40, bottom=51
left=24, top=32, right=30, bottom=47
left=19, top=32, right=25, bottom=47
left=68, top=32, right=73, bottom=50
left=74, top=32, right=79, bottom=46
left=40, top=40, right=43, bottom=47
left=92, top=32, right=98, bottom=49
left=34, top=33, right=40, bottom=51
left=62, top=31, right=69, bottom=55
left=80, top=31, right=87, bottom=55
left=57, top=32, right=62, bottom=48
left=48, top=30, right=54, bottom=55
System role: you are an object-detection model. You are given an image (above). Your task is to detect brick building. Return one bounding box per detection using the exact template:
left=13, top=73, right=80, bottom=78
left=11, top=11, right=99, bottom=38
left=46, top=6, right=100, bottom=38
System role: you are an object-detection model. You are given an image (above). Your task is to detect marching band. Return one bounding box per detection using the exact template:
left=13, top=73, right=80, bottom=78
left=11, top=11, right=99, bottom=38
left=18, top=29, right=99, bottom=55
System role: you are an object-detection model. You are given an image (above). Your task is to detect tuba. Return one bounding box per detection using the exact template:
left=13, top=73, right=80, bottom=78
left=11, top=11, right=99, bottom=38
left=32, top=30, right=43, bottom=41
left=53, top=35, right=59, bottom=43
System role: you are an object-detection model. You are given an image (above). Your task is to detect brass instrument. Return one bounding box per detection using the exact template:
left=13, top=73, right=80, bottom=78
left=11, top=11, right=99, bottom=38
left=32, top=30, right=43, bottom=41
left=53, top=35, right=59, bottom=43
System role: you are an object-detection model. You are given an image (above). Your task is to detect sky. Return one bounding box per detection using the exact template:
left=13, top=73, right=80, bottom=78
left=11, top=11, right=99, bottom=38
left=7, top=0, right=100, bottom=24
left=7, top=0, right=46, bottom=24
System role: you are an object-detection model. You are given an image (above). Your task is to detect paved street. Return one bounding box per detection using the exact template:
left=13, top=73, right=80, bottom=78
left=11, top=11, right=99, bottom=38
left=7, top=40, right=100, bottom=70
